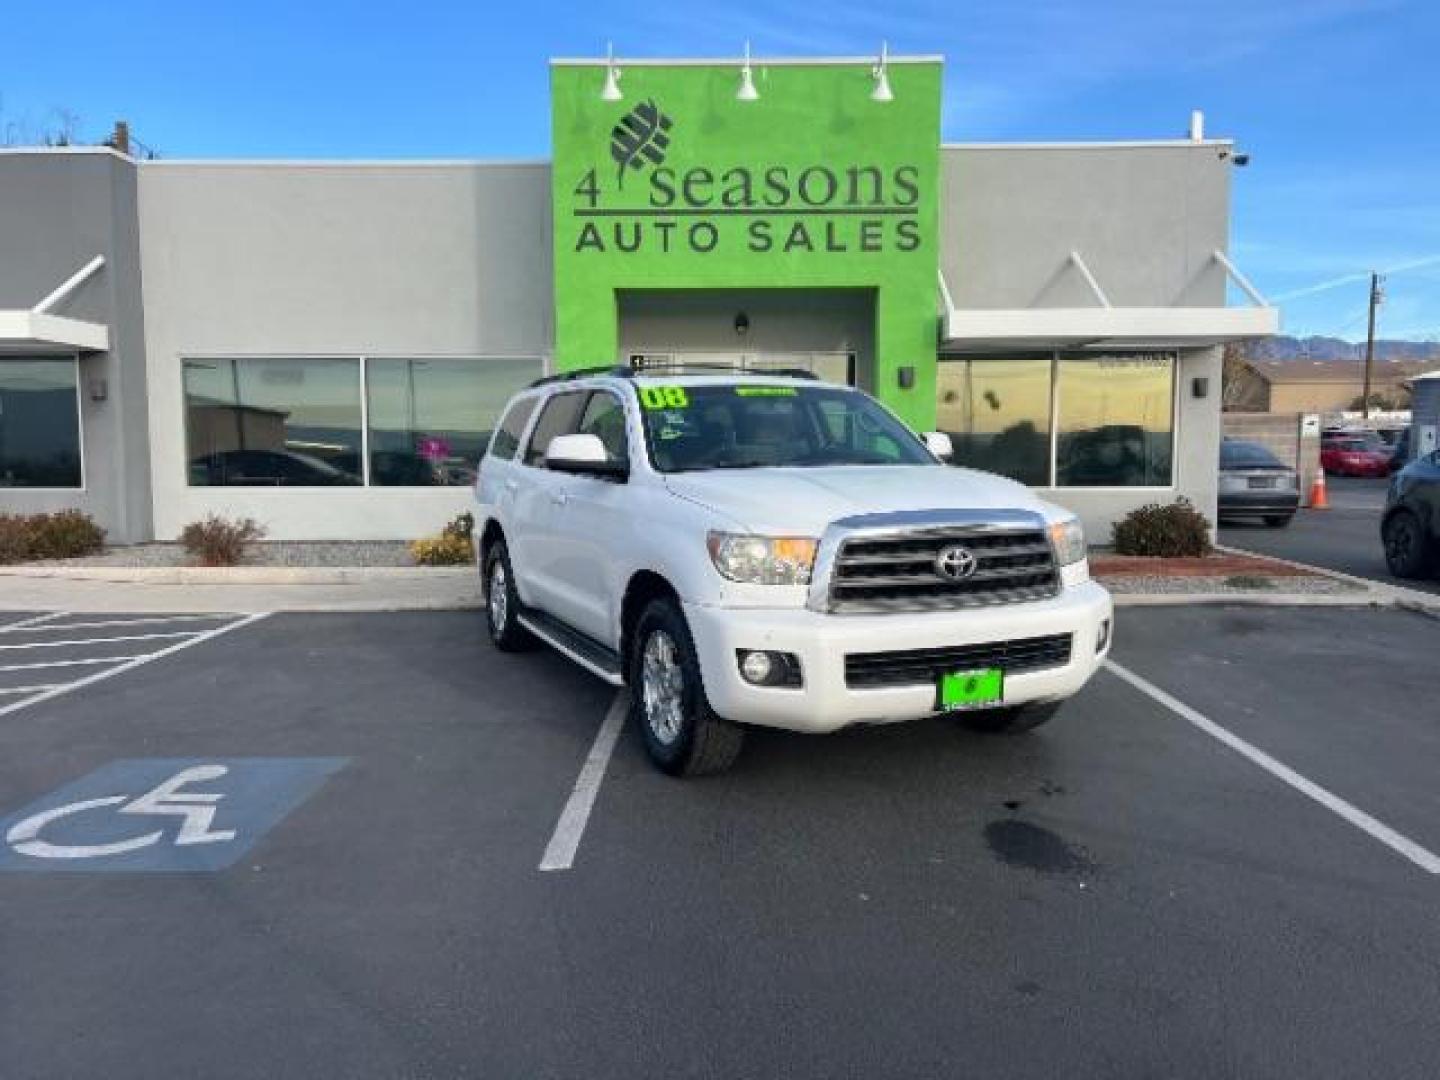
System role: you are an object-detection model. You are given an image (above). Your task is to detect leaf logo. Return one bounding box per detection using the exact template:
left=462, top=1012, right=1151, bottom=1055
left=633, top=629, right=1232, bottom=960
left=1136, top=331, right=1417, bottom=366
left=610, top=99, right=674, bottom=189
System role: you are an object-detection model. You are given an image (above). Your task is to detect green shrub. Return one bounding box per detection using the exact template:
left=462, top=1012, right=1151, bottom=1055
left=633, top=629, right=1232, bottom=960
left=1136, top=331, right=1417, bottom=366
left=1111, top=499, right=1213, bottom=558
left=409, top=534, right=474, bottom=566
left=0, top=511, right=106, bottom=564
left=179, top=514, right=266, bottom=566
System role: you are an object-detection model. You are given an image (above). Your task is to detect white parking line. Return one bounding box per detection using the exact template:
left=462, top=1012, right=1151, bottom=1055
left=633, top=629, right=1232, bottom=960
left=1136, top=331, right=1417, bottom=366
left=0, top=612, right=68, bottom=633
left=0, top=685, right=60, bottom=695
left=539, top=692, right=628, bottom=872
left=1104, top=659, right=1440, bottom=876
left=0, top=613, right=270, bottom=719
left=0, top=656, right=147, bottom=673
left=0, top=631, right=201, bottom=652
left=7, top=614, right=237, bottom=633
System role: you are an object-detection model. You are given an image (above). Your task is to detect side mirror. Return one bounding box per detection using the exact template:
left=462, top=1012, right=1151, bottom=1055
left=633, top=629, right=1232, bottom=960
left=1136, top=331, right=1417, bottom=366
left=923, top=431, right=953, bottom=462
left=545, top=433, right=628, bottom=480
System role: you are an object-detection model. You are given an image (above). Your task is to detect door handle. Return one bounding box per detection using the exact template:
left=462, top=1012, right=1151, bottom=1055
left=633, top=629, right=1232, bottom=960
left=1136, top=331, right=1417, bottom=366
left=549, top=489, right=569, bottom=506
left=504, top=480, right=518, bottom=493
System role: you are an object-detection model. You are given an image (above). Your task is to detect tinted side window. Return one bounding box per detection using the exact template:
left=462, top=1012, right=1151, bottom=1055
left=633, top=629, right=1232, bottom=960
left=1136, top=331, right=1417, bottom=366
left=489, top=397, right=538, bottom=461
left=577, top=392, right=629, bottom=463
left=523, top=392, right=587, bottom=466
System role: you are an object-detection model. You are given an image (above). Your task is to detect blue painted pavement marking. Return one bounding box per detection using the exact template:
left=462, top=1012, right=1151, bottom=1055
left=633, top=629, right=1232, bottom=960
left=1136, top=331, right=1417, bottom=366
left=0, top=757, right=347, bottom=872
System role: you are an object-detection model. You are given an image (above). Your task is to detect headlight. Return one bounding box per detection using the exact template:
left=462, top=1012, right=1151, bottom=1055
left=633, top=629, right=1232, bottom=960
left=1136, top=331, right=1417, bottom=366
left=706, top=532, right=819, bottom=585
left=1047, top=518, right=1086, bottom=566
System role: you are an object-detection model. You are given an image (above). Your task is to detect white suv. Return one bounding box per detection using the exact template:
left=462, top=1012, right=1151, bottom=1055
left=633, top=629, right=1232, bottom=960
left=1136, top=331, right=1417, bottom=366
left=475, top=368, right=1112, bottom=776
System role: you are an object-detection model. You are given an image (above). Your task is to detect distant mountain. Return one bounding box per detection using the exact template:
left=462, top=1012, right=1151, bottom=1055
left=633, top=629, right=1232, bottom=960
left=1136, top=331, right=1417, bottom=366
left=1244, top=336, right=1440, bottom=362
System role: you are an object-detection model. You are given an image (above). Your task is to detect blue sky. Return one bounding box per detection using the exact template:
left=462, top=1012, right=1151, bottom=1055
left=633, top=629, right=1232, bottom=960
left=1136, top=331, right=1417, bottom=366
left=3, top=0, right=1436, bottom=341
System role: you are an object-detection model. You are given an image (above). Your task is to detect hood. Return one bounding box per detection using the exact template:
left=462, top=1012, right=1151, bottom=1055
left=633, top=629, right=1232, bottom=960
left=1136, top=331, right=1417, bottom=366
left=664, top=465, right=1053, bottom=535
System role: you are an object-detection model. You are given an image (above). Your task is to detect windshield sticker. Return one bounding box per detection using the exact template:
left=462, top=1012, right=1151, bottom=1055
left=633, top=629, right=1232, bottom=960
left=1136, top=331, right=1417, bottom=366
left=734, top=386, right=798, bottom=398
left=639, top=386, right=690, bottom=410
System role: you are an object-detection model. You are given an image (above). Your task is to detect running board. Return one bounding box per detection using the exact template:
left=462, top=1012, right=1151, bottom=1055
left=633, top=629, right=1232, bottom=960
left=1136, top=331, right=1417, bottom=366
left=517, top=609, right=625, bottom=687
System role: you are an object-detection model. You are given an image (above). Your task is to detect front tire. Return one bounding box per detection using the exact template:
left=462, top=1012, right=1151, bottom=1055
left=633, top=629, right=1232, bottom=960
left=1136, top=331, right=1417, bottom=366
left=630, top=598, right=744, bottom=776
left=957, top=701, right=1062, bottom=735
left=1383, top=511, right=1435, bottom=579
left=483, top=540, right=535, bottom=651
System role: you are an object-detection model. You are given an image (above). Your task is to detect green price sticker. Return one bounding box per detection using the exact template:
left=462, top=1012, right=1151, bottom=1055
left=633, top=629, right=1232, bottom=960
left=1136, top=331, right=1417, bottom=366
left=639, top=386, right=690, bottom=410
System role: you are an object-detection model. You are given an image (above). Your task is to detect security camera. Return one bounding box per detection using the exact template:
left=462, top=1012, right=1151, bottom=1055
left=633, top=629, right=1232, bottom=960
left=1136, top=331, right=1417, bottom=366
left=1233, top=152, right=1251, bottom=167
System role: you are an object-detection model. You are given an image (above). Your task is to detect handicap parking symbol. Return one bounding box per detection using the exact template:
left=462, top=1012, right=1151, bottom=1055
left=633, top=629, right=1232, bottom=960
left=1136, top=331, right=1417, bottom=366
left=0, top=758, right=346, bottom=872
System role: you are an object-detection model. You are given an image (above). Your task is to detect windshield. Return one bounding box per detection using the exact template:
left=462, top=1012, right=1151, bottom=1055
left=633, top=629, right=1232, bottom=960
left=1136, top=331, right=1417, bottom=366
left=637, top=383, right=935, bottom=473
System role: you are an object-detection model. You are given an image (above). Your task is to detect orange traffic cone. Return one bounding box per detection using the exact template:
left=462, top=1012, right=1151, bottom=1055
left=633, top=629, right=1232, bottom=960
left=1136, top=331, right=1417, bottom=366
left=1309, top=466, right=1329, bottom=510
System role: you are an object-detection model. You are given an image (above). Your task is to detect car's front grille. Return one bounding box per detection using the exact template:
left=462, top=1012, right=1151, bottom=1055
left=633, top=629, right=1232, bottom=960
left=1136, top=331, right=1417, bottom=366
left=827, top=527, right=1060, bottom=613
left=845, top=633, right=1074, bottom=689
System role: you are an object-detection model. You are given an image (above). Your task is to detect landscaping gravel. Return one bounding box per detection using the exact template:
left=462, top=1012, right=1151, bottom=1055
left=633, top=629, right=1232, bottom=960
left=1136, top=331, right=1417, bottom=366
left=32, top=542, right=420, bottom=569
left=1099, top=573, right=1366, bottom=595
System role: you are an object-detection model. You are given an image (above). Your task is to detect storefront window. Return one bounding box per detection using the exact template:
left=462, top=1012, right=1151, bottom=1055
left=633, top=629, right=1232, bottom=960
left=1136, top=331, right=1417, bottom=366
left=184, top=358, right=363, bottom=486
left=1055, top=354, right=1174, bottom=487
left=936, top=357, right=1052, bottom=486
left=366, top=357, right=541, bottom=486
left=0, top=358, right=82, bottom=489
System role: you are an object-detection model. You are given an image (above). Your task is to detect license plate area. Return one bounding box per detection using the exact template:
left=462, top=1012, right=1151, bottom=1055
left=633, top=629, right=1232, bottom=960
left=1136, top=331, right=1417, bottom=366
left=938, top=668, right=1004, bottom=712
left=1247, top=476, right=1275, bottom=489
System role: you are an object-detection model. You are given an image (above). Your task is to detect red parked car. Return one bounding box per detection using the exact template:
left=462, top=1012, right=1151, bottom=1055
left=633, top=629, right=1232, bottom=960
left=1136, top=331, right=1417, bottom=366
left=1320, top=436, right=1391, bottom=478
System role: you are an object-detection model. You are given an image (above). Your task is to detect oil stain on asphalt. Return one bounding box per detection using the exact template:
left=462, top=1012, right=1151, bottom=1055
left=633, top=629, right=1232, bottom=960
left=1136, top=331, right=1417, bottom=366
left=984, top=819, right=1093, bottom=876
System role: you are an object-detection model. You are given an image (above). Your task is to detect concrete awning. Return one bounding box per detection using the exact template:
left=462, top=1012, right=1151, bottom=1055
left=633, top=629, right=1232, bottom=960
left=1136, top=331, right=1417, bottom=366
left=0, top=310, right=109, bottom=354
left=0, top=254, right=110, bottom=354
left=940, top=249, right=1280, bottom=351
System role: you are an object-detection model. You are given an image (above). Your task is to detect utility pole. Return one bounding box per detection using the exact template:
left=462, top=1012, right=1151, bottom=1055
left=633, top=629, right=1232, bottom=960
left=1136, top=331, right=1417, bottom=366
left=1362, top=272, right=1385, bottom=418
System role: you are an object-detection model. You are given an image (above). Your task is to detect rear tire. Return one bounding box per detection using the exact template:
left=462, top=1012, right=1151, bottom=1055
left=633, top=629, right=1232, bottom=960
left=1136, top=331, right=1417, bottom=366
left=1383, top=511, right=1435, bottom=579
left=957, top=701, right=1062, bottom=735
left=483, top=540, right=535, bottom=652
left=629, top=598, right=744, bottom=776
left=1264, top=514, right=1293, bottom=528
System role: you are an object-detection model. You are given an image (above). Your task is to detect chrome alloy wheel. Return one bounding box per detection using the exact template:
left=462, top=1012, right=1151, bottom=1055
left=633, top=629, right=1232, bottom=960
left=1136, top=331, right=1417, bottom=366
left=488, top=560, right=508, bottom=634
left=641, top=630, right=686, bottom=745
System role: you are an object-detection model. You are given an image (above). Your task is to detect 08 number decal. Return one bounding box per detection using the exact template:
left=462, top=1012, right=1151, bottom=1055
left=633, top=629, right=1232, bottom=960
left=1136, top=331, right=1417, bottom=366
left=639, top=386, right=690, bottom=410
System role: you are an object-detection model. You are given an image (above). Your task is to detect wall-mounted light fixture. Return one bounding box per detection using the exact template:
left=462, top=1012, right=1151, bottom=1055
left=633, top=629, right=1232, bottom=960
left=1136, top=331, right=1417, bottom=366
left=88, top=377, right=108, bottom=402
left=737, top=41, right=760, bottom=102
left=600, top=42, right=623, bottom=102
left=1192, top=376, right=1209, bottom=399
left=871, top=42, right=894, bottom=103
left=734, top=311, right=750, bottom=336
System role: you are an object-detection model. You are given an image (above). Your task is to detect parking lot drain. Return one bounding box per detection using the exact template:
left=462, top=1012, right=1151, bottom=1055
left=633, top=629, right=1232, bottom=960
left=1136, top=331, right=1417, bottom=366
left=984, top=820, right=1093, bottom=876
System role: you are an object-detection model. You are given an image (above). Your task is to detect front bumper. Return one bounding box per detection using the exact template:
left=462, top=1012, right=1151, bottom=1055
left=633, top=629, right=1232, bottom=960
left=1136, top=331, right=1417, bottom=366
left=683, top=580, right=1112, bottom=733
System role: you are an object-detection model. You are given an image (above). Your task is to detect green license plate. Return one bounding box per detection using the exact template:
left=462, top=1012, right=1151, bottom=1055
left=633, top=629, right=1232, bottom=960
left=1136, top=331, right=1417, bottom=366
left=938, top=668, right=1004, bottom=711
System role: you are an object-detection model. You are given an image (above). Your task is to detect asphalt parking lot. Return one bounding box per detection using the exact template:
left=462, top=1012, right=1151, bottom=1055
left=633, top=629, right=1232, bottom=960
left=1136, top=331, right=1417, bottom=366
left=1222, top=474, right=1440, bottom=595
left=1, top=604, right=1437, bottom=1078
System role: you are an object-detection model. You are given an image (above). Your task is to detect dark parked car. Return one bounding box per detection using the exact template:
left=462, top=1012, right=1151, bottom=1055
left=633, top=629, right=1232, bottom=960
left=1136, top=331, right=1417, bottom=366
left=1217, top=439, right=1300, bottom=527
left=1381, top=450, right=1440, bottom=578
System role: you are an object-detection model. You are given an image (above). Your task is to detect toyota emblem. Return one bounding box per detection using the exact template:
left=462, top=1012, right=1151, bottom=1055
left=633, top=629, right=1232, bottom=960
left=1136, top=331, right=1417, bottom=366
left=934, top=544, right=978, bottom=581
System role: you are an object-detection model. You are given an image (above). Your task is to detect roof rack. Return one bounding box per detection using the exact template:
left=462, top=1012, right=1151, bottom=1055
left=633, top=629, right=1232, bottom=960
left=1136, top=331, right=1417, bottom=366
left=527, top=365, right=634, bottom=388
left=631, top=361, right=821, bottom=380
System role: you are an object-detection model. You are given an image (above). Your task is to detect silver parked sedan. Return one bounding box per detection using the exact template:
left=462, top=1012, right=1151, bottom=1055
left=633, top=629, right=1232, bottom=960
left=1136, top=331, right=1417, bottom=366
left=1218, top=439, right=1300, bottom=528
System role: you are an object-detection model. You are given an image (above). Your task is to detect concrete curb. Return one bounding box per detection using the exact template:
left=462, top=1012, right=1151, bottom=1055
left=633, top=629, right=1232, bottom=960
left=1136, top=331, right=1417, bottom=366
left=1111, top=591, right=1391, bottom=609
left=0, top=565, right=473, bottom=585
left=1214, top=542, right=1440, bottom=616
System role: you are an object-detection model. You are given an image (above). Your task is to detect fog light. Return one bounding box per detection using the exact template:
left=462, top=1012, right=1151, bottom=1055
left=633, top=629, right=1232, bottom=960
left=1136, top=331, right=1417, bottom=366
left=740, top=650, right=773, bottom=684
left=735, top=649, right=802, bottom=688
left=1096, top=618, right=1112, bottom=653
